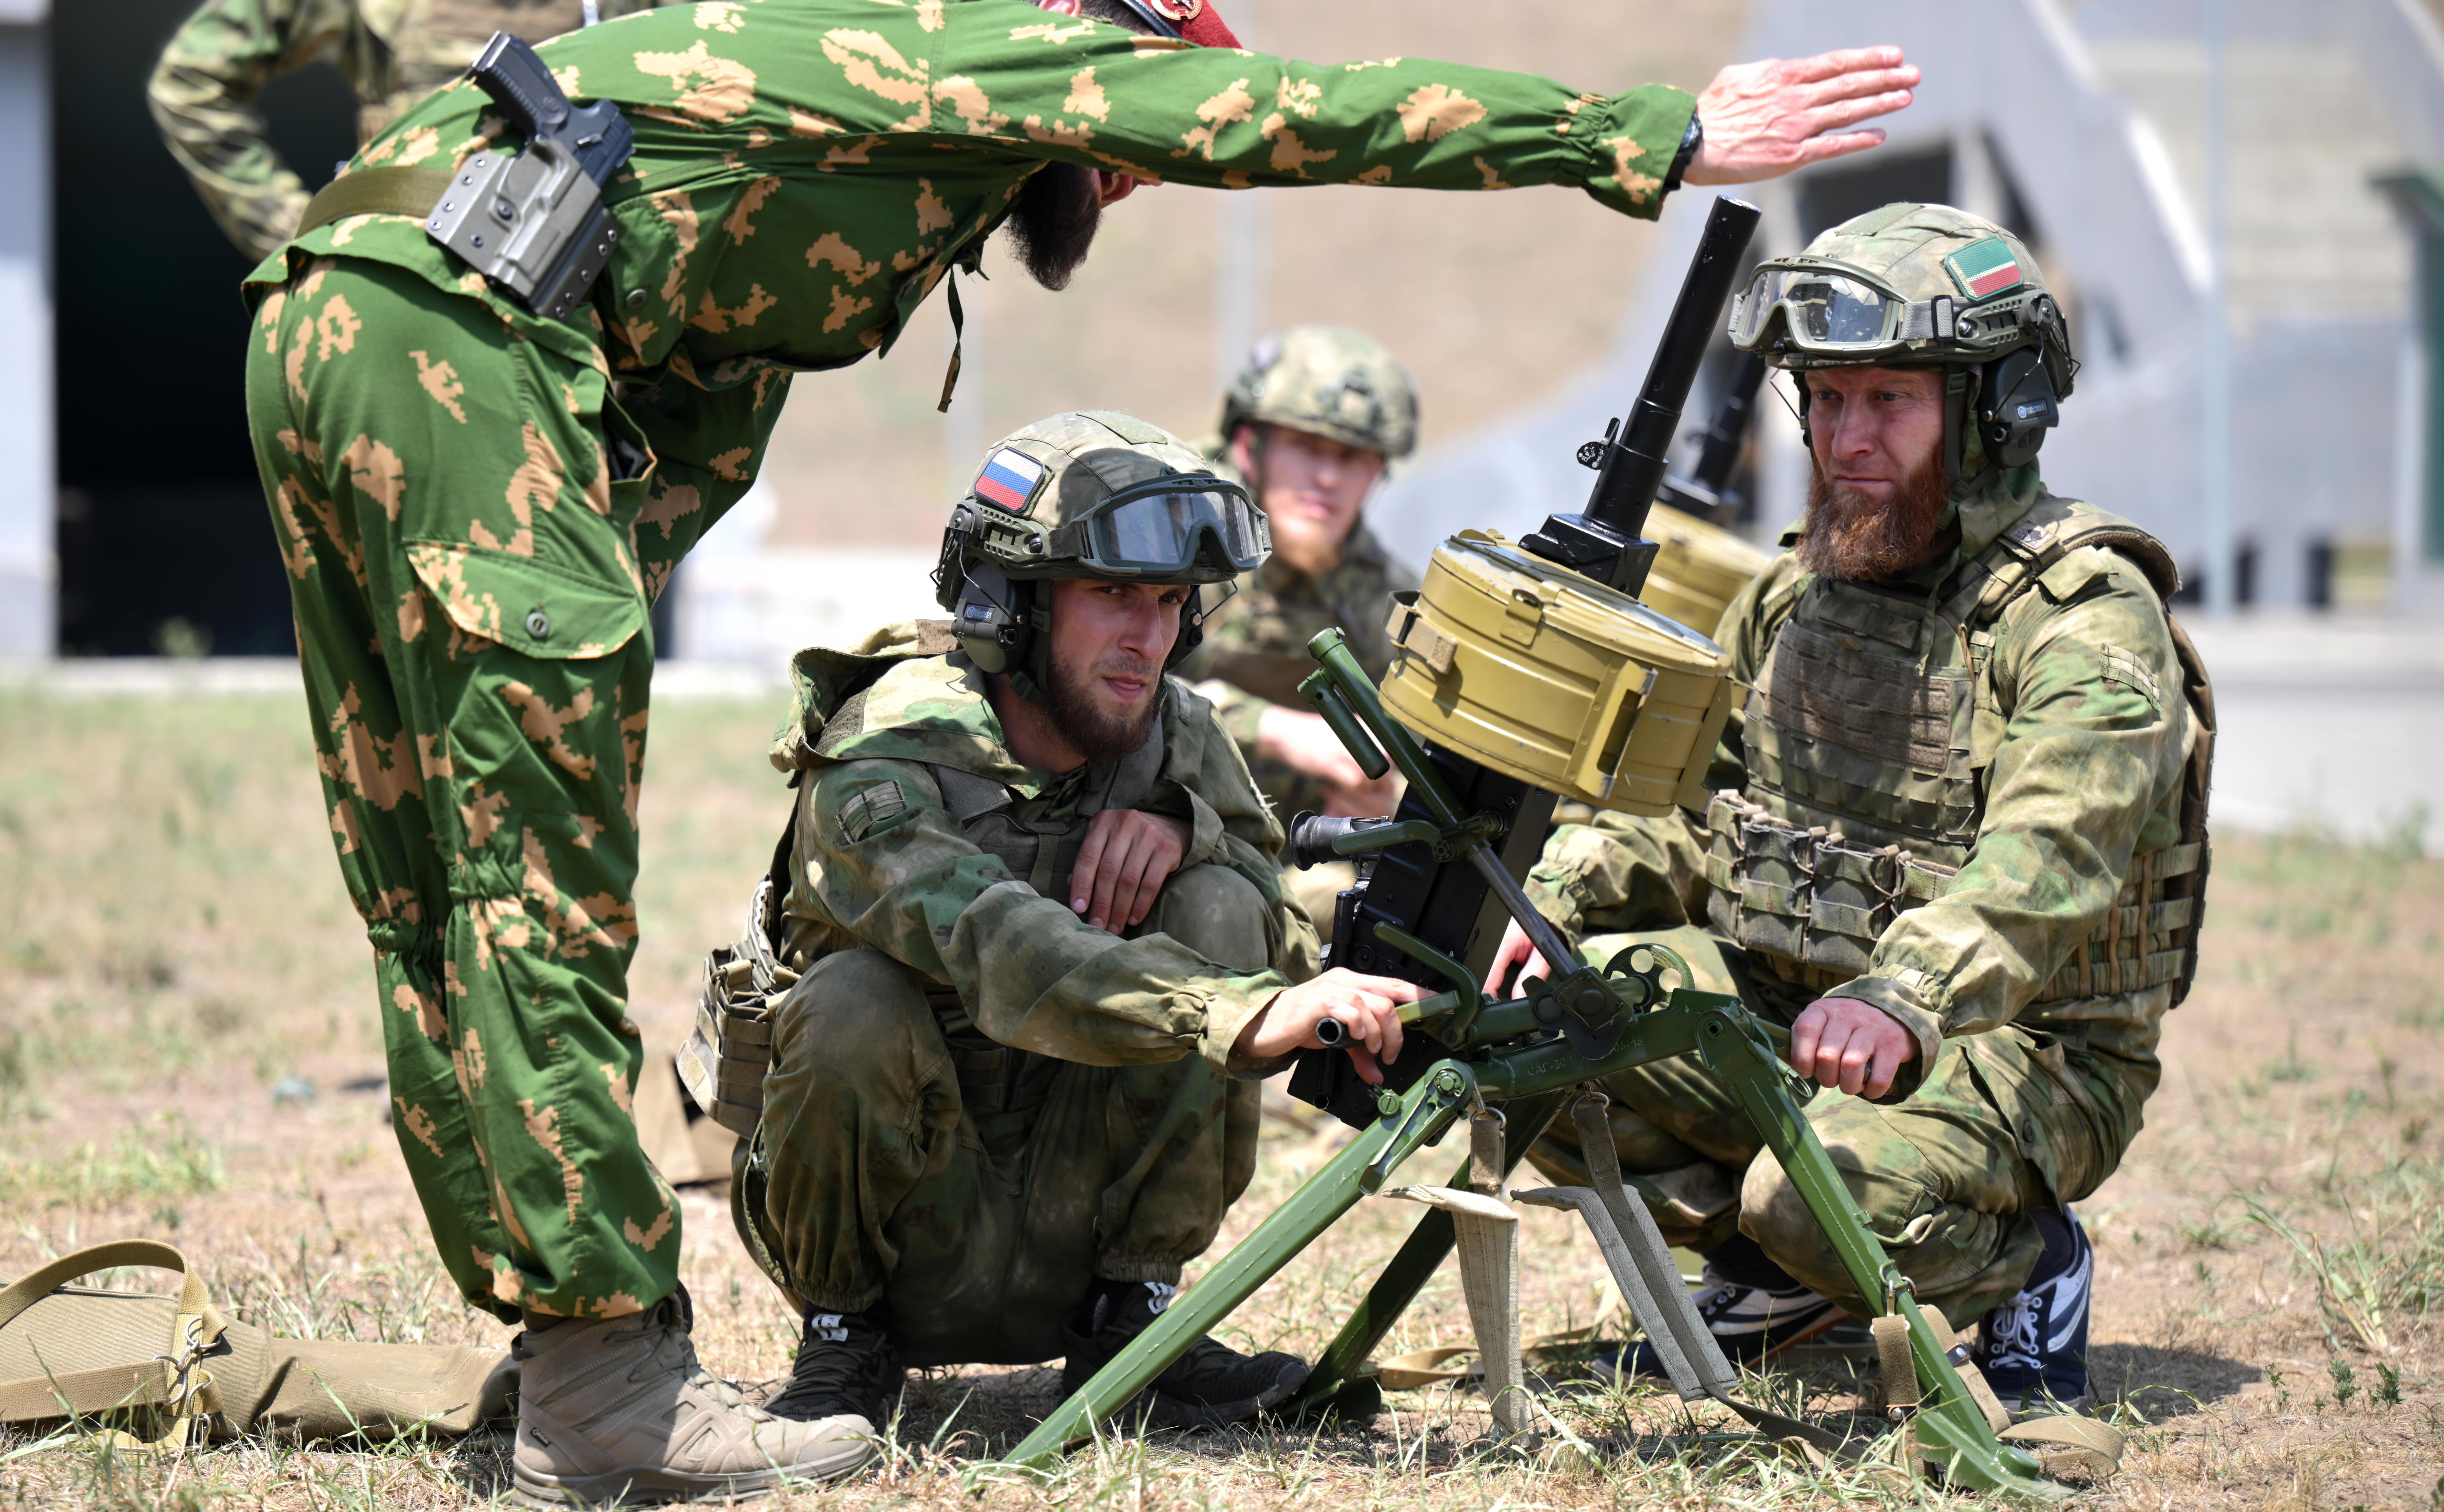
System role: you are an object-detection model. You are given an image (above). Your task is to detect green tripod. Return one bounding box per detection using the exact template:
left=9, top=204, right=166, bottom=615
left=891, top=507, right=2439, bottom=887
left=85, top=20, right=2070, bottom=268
left=996, top=632, right=2066, bottom=1499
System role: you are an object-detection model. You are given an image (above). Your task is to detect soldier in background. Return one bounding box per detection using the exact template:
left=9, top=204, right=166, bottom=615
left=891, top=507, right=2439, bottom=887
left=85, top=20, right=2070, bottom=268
left=1177, top=327, right=1421, bottom=938
left=148, top=0, right=674, bottom=260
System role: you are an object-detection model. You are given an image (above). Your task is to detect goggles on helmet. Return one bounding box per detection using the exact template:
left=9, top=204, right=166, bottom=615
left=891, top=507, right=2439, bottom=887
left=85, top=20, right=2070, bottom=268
left=1728, top=261, right=1964, bottom=357
left=1055, top=475, right=1269, bottom=582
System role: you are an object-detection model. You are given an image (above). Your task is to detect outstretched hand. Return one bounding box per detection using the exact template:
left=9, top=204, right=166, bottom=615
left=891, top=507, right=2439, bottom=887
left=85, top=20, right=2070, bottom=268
left=1685, top=47, right=1920, bottom=185
left=1233, top=969, right=1422, bottom=1084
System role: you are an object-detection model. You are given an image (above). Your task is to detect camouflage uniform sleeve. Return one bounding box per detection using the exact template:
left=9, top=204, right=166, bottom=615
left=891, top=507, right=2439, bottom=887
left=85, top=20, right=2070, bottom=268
left=147, top=0, right=363, bottom=261
left=1522, top=557, right=1800, bottom=942
left=1826, top=549, right=2189, bottom=1063
left=936, top=6, right=1697, bottom=218
left=798, top=754, right=1295, bottom=1075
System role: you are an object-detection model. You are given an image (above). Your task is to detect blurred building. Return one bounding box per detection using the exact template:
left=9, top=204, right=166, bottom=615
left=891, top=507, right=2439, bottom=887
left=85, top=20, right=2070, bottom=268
left=1378, top=0, right=2444, bottom=616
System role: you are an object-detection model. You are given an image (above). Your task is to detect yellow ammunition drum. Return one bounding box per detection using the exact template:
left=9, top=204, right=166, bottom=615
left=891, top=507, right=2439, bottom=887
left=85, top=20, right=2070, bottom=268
left=1379, top=530, right=1737, bottom=815
left=1641, top=502, right=1775, bottom=639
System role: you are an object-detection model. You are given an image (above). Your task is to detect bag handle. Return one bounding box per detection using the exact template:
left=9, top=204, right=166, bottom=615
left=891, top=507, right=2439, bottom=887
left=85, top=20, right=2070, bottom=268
left=0, top=1241, right=228, bottom=1452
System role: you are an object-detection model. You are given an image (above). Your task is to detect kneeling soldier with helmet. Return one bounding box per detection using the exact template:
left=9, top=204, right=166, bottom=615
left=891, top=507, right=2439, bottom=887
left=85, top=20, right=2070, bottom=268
left=720, top=412, right=1425, bottom=1457
left=1492, top=204, right=2213, bottom=1412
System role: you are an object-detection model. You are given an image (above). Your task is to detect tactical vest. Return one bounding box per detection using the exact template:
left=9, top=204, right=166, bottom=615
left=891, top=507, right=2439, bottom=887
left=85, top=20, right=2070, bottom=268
left=1702, top=493, right=2215, bottom=1010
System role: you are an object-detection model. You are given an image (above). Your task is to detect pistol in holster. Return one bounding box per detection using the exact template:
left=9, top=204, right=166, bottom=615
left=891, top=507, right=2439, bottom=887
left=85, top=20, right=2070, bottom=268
left=424, top=31, right=633, bottom=321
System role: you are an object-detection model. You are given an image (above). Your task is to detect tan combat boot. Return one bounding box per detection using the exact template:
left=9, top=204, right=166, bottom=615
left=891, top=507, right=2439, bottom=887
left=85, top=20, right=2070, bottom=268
left=512, top=1288, right=871, bottom=1506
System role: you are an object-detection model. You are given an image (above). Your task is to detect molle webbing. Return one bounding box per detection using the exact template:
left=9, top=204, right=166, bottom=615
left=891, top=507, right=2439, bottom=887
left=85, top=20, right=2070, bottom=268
left=1702, top=792, right=1957, bottom=979
left=1703, top=794, right=2205, bottom=1005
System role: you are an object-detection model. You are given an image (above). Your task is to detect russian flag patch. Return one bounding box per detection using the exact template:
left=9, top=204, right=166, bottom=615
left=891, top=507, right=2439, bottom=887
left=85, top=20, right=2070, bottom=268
left=1943, top=237, right=2024, bottom=302
left=974, top=448, right=1046, bottom=512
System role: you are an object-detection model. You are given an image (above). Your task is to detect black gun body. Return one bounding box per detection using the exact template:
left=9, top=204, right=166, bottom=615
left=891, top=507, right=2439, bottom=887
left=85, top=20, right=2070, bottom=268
left=1288, top=198, right=1764, bottom=1132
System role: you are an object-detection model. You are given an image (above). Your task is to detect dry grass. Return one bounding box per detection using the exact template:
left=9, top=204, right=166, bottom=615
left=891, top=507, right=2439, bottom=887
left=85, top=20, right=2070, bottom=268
left=1, top=686, right=2440, bottom=1509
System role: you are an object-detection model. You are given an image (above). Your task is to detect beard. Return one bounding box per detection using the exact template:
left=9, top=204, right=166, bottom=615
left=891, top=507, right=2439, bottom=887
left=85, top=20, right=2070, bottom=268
left=1002, top=163, right=1103, bottom=290
left=1795, top=449, right=1955, bottom=582
left=1043, top=642, right=1162, bottom=765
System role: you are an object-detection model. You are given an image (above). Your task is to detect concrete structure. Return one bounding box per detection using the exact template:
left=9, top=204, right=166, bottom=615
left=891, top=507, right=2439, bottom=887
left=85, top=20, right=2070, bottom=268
left=0, top=0, right=49, bottom=659
left=1373, top=0, right=2444, bottom=616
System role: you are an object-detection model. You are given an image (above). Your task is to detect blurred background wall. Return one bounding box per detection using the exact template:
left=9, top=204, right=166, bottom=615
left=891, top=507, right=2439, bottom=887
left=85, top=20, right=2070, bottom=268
left=6, top=0, right=2444, bottom=665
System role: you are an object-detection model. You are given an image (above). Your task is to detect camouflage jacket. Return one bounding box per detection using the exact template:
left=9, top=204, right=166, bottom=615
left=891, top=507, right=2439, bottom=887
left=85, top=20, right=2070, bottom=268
left=768, top=629, right=1321, bottom=1077
left=1527, top=465, right=2197, bottom=1084
left=1178, top=515, right=1416, bottom=821
left=150, top=0, right=675, bottom=261
left=242, top=0, right=1696, bottom=577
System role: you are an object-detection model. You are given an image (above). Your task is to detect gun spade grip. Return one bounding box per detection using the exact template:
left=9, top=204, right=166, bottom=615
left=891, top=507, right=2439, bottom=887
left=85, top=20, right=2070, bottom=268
left=471, top=32, right=571, bottom=135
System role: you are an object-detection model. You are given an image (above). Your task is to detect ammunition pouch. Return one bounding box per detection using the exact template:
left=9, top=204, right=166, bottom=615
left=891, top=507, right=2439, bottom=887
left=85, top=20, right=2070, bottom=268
left=678, top=878, right=795, bottom=1139
left=1703, top=792, right=1957, bottom=986
left=1702, top=792, right=2204, bottom=1004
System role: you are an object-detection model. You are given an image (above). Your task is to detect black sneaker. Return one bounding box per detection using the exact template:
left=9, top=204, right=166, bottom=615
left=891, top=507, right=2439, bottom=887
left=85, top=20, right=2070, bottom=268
left=1061, top=1281, right=1309, bottom=1429
left=1978, top=1207, right=2093, bottom=1412
left=767, top=1304, right=903, bottom=1428
left=1619, top=1266, right=1845, bottom=1376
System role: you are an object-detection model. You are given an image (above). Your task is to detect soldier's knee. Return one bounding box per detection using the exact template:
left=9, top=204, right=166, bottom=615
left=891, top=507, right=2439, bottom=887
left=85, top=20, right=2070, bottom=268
left=1149, top=863, right=1269, bottom=971
left=1737, top=1151, right=1826, bottom=1265
left=770, top=949, right=936, bottom=1084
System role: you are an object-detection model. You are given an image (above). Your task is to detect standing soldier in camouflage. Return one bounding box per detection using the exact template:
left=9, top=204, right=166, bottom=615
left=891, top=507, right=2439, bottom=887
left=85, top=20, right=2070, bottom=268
left=149, top=0, right=679, bottom=261
left=729, top=411, right=1422, bottom=1453
left=1177, top=326, right=1419, bottom=936
left=242, top=0, right=1922, bottom=1492
left=1493, top=204, right=2214, bottom=1412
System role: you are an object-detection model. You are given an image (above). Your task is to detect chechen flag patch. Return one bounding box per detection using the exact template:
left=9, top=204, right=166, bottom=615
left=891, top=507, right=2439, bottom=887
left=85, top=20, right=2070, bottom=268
left=974, top=448, right=1047, bottom=511
left=1943, top=237, right=2024, bottom=301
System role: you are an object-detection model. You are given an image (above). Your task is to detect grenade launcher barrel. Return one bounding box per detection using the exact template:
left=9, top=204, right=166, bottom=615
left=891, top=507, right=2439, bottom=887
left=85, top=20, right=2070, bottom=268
left=1521, top=196, right=1762, bottom=592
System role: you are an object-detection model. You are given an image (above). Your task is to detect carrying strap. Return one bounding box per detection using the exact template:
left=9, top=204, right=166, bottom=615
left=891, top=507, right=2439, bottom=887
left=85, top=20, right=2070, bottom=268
left=297, top=166, right=455, bottom=235
left=0, top=1241, right=228, bottom=1453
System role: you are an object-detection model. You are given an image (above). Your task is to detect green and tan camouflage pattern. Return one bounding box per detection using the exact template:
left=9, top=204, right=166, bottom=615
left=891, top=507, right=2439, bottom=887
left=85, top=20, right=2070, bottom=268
left=1175, top=509, right=1415, bottom=822
left=149, top=0, right=675, bottom=261
left=1527, top=463, right=2195, bottom=1093
left=1740, top=201, right=2071, bottom=380
left=245, top=253, right=690, bottom=1323
left=1218, top=325, right=1421, bottom=460
left=739, top=861, right=1269, bottom=1363
left=944, top=409, right=1224, bottom=584
left=1526, top=927, right=2147, bottom=1324
left=769, top=643, right=1320, bottom=1075
left=243, top=0, right=1696, bottom=475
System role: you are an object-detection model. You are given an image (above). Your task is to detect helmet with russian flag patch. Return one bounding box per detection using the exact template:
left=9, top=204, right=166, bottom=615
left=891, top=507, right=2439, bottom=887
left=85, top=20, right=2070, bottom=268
left=1729, top=202, right=2074, bottom=477
left=934, top=410, right=1269, bottom=676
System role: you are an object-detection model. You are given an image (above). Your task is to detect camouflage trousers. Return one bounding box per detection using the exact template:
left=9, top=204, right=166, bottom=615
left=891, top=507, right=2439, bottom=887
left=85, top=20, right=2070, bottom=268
left=1528, top=928, right=2155, bottom=1324
left=242, top=256, right=739, bottom=1322
left=735, top=866, right=1265, bottom=1368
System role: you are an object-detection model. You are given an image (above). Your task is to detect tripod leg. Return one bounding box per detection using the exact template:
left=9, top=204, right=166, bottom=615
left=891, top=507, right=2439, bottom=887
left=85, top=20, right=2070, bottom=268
left=1281, top=1090, right=1566, bottom=1417
left=1692, top=1006, right=2061, bottom=1499
left=998, top=1063, right=1478, bottom=1469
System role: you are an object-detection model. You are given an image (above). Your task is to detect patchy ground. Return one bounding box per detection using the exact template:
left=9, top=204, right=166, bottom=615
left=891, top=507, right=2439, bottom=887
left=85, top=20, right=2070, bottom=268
left=0, top=688, right=2437, bottom=1509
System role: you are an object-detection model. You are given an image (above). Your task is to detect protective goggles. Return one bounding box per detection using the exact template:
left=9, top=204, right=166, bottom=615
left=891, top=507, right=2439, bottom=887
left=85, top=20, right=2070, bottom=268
left=1058, top=476, right=1270, bottom=581
left=1728, top=262, right=1961, bottom=355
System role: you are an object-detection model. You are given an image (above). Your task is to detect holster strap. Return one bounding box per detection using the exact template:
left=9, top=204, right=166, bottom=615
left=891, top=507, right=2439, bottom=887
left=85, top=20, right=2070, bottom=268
left=298, top=166, right=455, bottom=235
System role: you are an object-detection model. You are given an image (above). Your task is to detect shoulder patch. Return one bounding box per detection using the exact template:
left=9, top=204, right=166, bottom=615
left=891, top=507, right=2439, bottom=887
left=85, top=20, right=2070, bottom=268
left=837, top=780, right=911, bottom=843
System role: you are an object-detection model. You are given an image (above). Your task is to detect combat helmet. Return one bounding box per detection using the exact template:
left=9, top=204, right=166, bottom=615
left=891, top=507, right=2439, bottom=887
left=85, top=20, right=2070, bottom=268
left=1220, top=325, right=1420, bottom=462
left=1727, top=202, right=2075, bottom=481
left=934, top=410, right=1269, bottom=679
